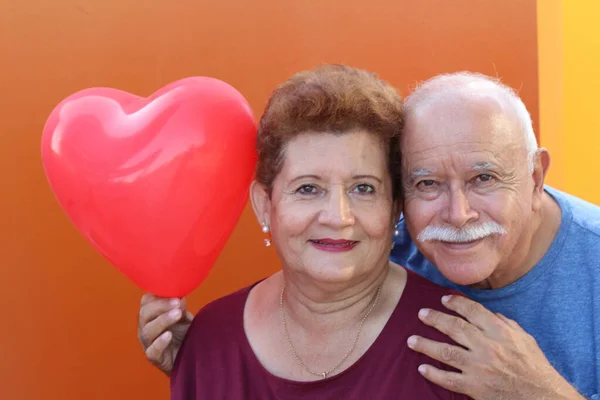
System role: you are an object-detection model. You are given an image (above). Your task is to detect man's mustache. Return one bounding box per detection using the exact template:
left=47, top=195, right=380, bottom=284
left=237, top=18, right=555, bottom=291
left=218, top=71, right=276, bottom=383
left=417, top=222, right=507, bottom=243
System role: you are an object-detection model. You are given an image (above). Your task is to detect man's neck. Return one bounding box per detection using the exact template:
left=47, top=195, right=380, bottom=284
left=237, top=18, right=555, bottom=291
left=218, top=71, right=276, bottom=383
left=471, top=192, right=562, bottom=290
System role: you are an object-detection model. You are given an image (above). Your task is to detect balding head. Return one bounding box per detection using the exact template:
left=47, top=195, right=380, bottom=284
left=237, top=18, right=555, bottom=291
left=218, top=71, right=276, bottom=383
left=403, top=72, right=538, bottom=172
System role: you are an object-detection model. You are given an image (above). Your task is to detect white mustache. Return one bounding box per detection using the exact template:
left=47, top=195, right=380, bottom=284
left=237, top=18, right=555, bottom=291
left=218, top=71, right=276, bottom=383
left=417, top=222, right=507, bottom=243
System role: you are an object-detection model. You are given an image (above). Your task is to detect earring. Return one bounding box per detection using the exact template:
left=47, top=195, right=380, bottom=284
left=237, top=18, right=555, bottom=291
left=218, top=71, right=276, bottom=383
left=391, top=222, right=400, bottom=251
left=262, top=223, right=271, bottom=247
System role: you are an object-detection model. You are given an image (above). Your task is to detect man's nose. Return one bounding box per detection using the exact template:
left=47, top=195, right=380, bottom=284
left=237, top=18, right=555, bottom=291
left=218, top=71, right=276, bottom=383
left=442, top=186, right=479, bottom=228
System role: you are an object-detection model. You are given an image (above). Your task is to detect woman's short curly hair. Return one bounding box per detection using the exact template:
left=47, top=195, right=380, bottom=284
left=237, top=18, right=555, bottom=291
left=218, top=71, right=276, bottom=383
left=256, top=64, right=404, bottom=199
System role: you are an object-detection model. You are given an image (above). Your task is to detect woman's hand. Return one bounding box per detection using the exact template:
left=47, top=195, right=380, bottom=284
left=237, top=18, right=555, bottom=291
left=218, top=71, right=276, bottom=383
left=137, top=293, right=194, bottom=376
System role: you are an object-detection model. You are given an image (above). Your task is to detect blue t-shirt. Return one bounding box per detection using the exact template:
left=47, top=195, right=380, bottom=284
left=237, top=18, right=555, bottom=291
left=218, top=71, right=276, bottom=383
left=391, top=186, right=600, bottom=399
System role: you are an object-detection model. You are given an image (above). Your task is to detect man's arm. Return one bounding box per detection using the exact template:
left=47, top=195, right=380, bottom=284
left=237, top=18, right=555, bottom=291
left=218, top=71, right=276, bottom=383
left=137, top=294, right=193, bottom=376
left=406, top=295, right=587, bottom=400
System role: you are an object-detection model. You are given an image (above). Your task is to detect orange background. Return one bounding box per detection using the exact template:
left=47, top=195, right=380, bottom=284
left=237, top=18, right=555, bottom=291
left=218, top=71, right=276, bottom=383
left=1, top=1, right=538, bottom=399
left=537, top=0, right=600, bottom=205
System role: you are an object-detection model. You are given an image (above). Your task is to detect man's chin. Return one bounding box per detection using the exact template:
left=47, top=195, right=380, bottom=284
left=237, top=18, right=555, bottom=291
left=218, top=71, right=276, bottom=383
left=413, top=239, right=498, bottom=286
left=434, top=259, right=496, bottom=287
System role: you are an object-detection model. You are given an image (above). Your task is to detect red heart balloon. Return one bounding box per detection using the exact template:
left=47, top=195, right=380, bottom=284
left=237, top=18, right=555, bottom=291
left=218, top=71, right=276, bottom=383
left=41, top=77, right=257, bottom=297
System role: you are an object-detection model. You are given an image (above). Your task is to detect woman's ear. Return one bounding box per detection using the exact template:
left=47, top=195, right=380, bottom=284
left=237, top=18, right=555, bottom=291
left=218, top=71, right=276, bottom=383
left=392, top=199, right=403, bottom=225
left=249, top=180, right=271, bottom=227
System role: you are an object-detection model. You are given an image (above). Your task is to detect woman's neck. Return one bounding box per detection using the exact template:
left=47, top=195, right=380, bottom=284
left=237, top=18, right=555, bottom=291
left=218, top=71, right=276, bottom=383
left=243, top=262, right=407, bottom=382
left=281, top=262, right=390, bottom=335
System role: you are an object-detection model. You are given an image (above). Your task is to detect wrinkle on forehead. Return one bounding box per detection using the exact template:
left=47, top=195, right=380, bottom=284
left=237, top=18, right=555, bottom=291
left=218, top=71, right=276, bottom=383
left=401, top=94, right=529, bottom=165
left=280, top=131, right=388, bottom=179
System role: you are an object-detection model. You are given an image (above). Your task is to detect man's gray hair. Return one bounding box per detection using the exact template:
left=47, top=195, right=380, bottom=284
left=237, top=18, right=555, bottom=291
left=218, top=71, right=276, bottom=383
left=403, top=72, right=539, bottom=173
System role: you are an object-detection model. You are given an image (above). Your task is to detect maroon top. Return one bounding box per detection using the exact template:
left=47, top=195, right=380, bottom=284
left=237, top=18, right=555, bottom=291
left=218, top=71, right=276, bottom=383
left=171, top=269, right=470, bottom=399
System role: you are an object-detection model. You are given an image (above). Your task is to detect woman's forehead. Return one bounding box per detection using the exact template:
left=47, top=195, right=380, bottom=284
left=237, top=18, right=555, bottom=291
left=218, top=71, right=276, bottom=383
left=281, top=132, right=388, bottom=173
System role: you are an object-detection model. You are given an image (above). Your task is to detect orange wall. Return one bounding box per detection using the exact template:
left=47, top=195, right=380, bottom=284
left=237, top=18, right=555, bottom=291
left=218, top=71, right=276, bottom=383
left=560, top=1, right=600, bottom=205
left=0, top=1, right=538, bottom=398
left=537, top=0, right=565, bottom=190
left=537, top=0, right=600, bottom=206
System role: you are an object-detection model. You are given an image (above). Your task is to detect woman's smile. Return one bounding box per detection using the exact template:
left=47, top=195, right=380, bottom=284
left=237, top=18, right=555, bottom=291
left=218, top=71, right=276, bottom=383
left=308, top=238, right=360, bottom=252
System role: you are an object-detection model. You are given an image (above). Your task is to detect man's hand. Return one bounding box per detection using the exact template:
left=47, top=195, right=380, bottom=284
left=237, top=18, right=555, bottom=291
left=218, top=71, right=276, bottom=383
left=407, top=295, right=585, bottom=400
left=137, top=293, right=194, bottom=376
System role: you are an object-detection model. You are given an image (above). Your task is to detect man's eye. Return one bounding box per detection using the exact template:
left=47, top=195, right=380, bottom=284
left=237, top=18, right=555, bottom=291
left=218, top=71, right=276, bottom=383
left=296, top=185, right=319, bottom=195
left=475, top=174, right=494, bottom=183
left=417, top=179, right=436, bottom=188
left=353, top=184, right=375, bottom=194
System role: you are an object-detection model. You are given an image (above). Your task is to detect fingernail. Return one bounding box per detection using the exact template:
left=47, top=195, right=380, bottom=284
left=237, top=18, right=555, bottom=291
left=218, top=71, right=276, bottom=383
left=170, top=298, right=180, bottom=308
left=168, top=309, right=182, bottom=319
left=418, top=365, right=427, bottom=374
left=442, top=295, right=451, bottom=303
left=161, top=331, right=172, bottom=341
left=407, top=336, right=418, bottom=348
left=418, top=308, right=430, bottom=318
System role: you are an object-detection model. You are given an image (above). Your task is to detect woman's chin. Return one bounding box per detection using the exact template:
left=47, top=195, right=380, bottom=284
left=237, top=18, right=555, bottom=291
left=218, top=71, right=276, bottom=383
left=299, top=264, right=363, bottom=285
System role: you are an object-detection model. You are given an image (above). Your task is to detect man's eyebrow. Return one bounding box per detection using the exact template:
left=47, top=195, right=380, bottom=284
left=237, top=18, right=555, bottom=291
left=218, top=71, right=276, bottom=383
left=471, top=162, right=497, bottom=171
left=408, top=168, right=434, bottom=180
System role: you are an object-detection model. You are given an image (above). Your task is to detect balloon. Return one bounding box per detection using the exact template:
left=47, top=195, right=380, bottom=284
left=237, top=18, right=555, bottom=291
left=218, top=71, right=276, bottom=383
left=41, top=77, right=257, bottom=297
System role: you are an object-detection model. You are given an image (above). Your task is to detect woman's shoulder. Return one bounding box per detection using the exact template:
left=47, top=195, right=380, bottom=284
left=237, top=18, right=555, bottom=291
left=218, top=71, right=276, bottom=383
left=186, top=279, right=263, bottom=341
left=403, top=266, right=463, bottom=298
left=386, top=263, right=464, bottom=333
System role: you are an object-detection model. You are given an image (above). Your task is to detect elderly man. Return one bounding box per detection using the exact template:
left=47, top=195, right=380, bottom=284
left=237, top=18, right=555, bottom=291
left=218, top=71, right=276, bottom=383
left=138, top=72, right=600, bottom=400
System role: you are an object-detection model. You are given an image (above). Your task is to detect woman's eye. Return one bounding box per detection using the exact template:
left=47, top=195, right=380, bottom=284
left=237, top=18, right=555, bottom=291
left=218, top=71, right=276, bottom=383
left=353, top=184, right=375, bottom=194
left=296, top=184, right=319, bottom=195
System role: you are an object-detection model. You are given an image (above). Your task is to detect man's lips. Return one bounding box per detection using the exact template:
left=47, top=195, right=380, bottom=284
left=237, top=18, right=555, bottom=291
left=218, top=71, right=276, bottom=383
left=439, top=238, right=484, bottom=250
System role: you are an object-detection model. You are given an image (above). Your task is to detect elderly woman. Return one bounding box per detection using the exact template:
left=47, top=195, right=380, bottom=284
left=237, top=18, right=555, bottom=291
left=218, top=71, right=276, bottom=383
left=140, top=65, right=469, bottom=399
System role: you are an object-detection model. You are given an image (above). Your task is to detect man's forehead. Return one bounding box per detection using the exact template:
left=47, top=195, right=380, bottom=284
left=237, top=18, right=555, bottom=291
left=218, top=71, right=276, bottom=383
left=402, top=100, right=521, bottom=158
left=400, top=138, right=516, bottom=178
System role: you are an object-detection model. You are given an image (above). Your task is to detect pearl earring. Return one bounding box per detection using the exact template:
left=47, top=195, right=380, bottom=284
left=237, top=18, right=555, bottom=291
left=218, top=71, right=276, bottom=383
left=262, top=223, right=271, bottom=247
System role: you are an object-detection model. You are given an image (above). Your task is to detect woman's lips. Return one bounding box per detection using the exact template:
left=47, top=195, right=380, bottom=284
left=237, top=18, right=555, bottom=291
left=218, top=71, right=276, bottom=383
left=309, top=238, right=359, bottom=252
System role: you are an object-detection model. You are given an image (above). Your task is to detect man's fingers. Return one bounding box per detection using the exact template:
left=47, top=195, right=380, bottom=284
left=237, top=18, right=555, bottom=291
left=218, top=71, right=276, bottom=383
left=184, top=311, right=195, bottom=322
left=140, top=309, right=184, bottom=347
left=418, top=364, right=469, bottom=395
left=441, top=295, right=503, bottom=332
left=139, top=297, right=182, bottom=326
left=141, top=293, right=158, bottom=306
left=145, top=331, right=172, bottom=365
left=417, top=308, right=480, bottom=347
left=496, top=312, right=521, bottom=329
left=407, top=335, right=469, bottom=370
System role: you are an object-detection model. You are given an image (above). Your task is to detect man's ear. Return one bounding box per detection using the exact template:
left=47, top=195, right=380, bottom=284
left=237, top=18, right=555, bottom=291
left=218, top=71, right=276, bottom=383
left=249, top=180, right=271, bottom=227
left=532, top=148, right=551, bottom=210
left=533, top=148, right=551, bottom=190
